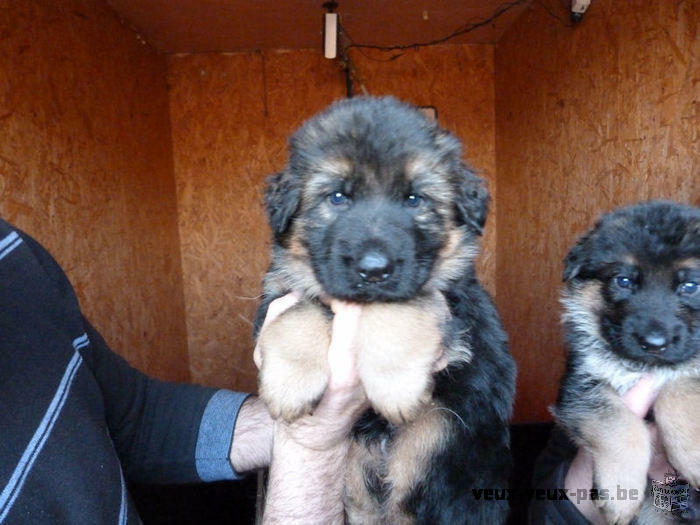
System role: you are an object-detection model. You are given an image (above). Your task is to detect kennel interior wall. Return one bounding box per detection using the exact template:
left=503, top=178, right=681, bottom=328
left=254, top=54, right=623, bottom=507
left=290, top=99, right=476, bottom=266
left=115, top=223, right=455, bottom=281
left=0, top=0, right=696, bottom=422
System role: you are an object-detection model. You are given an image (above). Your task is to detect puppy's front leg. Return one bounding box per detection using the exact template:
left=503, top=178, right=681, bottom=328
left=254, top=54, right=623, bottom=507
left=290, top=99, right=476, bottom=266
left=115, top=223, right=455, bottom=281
left=357, top=291, right=448, bottom=424
left=655, top=376, right=700, bottom=488
left=578, top=394, right=651, bottom=525
left=257, top=301, right=332, bottom=422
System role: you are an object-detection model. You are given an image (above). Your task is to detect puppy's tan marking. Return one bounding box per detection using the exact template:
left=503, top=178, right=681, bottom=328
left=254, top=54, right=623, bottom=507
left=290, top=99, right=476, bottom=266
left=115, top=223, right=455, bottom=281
left=385, top=407, right=450, bottom=518
left=675, top=257, right=700, bottom=270
left=577, top=391, right=651, bottom=525
left=257, top=302, right=331, bottom=422
left=427, top=227, right=478, bottom=289
left=345, top=441, right=384, bottom=525
left=654, top=377, right=700, bottom=488
left=286, top=227, right=308, bottom=258
left=577, top=281, right=605, bottom=313
left=266, top=223, right=324, bottom=298
left=404, top=155, right=452, bottom=197
left=301, top=159, right=353, bottom=206
left=358, top=292, right=449, bottom=424
left=621, top=254, right=638, bottom=266
left=344, top=406, right=450, bottom=524
left=561, top=282, right=605, bottom=345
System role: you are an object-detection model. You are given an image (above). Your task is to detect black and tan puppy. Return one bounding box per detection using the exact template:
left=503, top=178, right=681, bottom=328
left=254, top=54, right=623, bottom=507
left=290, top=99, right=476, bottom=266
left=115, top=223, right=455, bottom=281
left=253, top=96, right=515, bottom=524
left=554, top=201, right=700, bottom=524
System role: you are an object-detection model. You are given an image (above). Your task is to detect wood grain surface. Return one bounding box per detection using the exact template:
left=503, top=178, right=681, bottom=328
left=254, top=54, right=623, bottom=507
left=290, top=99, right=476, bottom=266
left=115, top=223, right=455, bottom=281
left=0, top=0, right=189, bottom=381
left=495, top=0, right=698, bottom=422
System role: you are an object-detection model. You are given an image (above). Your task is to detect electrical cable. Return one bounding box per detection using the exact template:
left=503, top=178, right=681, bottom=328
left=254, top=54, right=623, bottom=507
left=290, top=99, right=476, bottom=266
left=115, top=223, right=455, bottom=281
left=334, top=0, right=572, bottom=97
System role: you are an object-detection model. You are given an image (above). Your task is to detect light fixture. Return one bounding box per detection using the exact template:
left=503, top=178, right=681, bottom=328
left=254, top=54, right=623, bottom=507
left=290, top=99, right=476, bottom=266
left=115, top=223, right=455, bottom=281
left=323, top=2, right=338, bottom=59
left=570, top=0, right=591, bottom=22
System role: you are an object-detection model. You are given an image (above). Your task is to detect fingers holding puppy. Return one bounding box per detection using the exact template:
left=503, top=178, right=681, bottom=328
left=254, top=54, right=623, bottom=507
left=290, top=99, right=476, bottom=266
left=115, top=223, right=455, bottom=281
left=257, top=297, right=332, bottom=422
left=257, top=291, right=451, bottom=427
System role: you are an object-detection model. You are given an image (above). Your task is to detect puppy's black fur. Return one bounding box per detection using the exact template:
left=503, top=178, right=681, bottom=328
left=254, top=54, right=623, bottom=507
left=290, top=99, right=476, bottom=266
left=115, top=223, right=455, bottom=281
left=554, top=200, right=700, bottom=524
left=255, top=97, right=515, bottom=524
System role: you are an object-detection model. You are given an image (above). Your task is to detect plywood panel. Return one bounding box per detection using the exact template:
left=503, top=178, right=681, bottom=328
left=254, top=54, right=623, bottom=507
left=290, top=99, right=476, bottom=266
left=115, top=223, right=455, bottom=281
left=168, top=51, right=344, bottom=392
left=0, top=0, right=189, bottom=381
left=495, top=0, right=699, bottom=422
left=169, top=46, right=496, bottom=392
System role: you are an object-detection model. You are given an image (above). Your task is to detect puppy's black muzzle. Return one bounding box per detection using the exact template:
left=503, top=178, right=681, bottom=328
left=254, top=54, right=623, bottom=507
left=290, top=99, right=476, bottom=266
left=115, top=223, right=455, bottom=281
left=313, top=198, right=434, bottom=302
left=331, top=231, right=413, bottom=301
left=621, top=290, right=695, bottom=364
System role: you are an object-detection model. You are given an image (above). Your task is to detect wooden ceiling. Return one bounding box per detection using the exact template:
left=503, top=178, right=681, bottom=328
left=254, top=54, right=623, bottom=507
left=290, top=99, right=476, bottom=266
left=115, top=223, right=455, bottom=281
left=106, top=1, right=528, bottom=54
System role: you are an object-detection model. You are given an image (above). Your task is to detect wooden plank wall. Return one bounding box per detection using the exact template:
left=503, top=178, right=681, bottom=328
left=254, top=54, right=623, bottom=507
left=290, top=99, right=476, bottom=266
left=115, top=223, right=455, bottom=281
left=0, top=0, right=190, bottom=381
left=495, top=0, right=699, bottom=422
left=5, top=0, right=694, bottom=421
left=168, top=46, right=497, bottom=393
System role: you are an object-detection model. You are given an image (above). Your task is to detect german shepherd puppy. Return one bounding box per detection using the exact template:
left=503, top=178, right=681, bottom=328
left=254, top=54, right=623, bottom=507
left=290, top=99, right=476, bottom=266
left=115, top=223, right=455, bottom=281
left=254, top=96, right=515, bottom=523
left=554, top=201, right=700, bottom=524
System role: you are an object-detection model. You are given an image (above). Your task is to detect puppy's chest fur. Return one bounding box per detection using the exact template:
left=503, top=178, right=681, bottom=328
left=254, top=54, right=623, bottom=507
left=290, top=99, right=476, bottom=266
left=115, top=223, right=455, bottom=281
left=577, top=346, right=700, bottom=394
left=345, top=407, right=450, bottom=524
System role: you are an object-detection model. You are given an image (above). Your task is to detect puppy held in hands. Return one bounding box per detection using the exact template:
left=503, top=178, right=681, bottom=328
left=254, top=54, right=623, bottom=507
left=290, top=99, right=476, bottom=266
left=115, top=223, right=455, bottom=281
left=257, top=291, right=450, bottom=424
left=254, top=97, right=515, bottom=524
left=553, top=200, right=700, bottom=525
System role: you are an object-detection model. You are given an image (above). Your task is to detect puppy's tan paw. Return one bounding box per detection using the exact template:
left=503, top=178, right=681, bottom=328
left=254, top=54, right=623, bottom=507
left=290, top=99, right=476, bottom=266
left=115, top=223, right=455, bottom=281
left=357, top=294, right=448, bottom=424
left=259, top=365, right=328, bottom=422
left=362, top=369, right=433, bottom=425
left=578, top=404, right=651, bottom=525
left=591, top=436, right=650, bottom=525
left=257, top=301, right=332, bottom=423
left=594, top=500, right=641, bottom=525
left=655, top=377, right=700, bottom=488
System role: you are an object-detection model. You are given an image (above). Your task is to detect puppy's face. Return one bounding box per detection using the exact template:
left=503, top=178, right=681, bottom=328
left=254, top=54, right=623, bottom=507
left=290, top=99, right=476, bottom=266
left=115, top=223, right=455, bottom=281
left=563, top=201, right=700, bottom=366
left=265, top=97, right=488, bottom=302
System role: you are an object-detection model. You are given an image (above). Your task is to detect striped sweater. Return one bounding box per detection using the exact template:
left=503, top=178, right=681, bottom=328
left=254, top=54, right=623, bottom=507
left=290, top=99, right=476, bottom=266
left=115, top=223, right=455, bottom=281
left=0, top=220, right=249, bottom=524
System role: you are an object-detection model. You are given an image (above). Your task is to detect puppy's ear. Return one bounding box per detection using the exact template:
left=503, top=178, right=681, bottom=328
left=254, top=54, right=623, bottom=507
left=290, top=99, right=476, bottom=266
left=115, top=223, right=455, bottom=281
left=562, top=233, right=591, bottom=282
left=265, top=171, right=301, bottom=239
left=455, top=165, right=489, bottom=235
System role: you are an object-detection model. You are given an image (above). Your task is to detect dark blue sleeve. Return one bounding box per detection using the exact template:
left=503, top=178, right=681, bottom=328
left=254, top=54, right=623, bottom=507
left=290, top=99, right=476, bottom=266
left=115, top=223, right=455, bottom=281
left=80, top=321, right=250, bottom=484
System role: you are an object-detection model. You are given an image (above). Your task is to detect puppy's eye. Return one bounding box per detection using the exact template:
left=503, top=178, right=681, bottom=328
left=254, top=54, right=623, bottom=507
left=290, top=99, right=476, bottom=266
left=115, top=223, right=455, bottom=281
left=678, top=281, right=698, bottom=295
left=614, top=276, right=633, bottom=289
left=404, top=194, right=423, bottom=208
left=328, top=191, right=349, bottom=206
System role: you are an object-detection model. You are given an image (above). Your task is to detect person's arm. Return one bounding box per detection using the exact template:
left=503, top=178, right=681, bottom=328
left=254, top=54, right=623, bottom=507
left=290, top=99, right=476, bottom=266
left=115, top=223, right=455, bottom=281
left=81, top=319, right=251, bottom=484
left=229, top=395, right=274, bottom=473
left=254, top=298, right=368, bottom=524
left=6, top=220, right=263, bottom=485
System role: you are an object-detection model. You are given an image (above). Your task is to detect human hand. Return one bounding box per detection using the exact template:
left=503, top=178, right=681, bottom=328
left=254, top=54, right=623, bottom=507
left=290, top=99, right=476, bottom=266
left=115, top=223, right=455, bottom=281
left=255, top=294, right=368, bottom=449
left=260, top=298, right=369, bottom=524
left=275, top=299, right=368, bottom=450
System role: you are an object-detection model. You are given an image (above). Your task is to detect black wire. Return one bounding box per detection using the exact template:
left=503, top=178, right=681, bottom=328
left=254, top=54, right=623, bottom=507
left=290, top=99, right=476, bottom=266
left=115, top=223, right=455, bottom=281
left=339, top=23, right=406, bottom=62
left=336, top=0, right=573, bottom=96
left=343, top=0, right=527, bottom=53
left=536, top=0, right=574, bottom=27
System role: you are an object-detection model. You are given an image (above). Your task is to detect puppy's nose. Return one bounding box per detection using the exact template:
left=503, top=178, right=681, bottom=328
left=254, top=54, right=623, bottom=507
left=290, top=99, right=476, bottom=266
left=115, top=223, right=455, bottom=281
left=357, top=251, right=393, bottom=283
left=639, top=332, right=668, bottom=352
